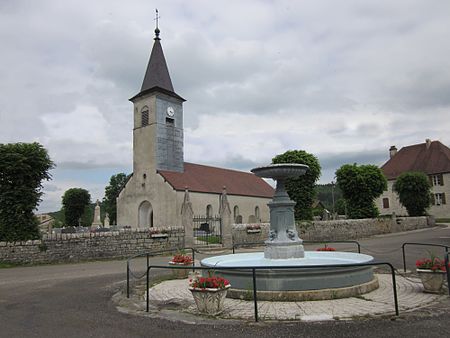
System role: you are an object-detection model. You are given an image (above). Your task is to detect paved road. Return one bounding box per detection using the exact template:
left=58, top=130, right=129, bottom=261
left=1, top=225, right=450, bottom=338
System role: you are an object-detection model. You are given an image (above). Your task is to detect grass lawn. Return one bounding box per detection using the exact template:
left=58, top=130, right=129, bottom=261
left=436, top=218, right=450, bottom=223
left=0, top=262, right=18, bottom=269
left=197, top=235, right=222, bottom=244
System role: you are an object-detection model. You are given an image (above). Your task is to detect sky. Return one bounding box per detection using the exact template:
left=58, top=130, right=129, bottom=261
left=1, top=0, right=450, bottom=213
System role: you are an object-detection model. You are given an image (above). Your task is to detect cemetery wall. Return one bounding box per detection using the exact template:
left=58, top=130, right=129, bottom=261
left=0, top=227, right=184, bottom=265
left=232, top=216, right=434, bottom=244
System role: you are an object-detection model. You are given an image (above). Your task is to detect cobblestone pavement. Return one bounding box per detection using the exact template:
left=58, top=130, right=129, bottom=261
left=146, top=274, right=445, bottom=321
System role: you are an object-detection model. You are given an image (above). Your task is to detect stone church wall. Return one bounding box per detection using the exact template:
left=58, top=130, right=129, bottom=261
left=0, top=227, right=184, bottom=265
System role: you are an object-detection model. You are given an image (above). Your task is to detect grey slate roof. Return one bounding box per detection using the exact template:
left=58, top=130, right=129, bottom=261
left=141, top=38, right=174, bottom=93
left=130, top=33, right=185, bottom=102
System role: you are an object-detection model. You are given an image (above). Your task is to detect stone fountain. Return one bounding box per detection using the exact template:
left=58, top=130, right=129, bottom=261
left=201, top=164, right=378, bottom=301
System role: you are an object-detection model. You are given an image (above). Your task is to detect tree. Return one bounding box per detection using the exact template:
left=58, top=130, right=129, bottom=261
left=393, top=172, right=431, bottom=216
left=335, top=164, right=387, bottom=219
left=103, top=173, right=128, bottom=225
left=62, top=188, right=91, bottom=227
left=316, top=183, right=343, bottom=211
left=272, top=150, right=321, bottom=220
left=0, top=142, right=54, bottom=241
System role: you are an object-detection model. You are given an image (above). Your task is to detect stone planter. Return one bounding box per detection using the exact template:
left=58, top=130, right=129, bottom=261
left=417, top=269, right=446, bottom=293
left=189, top=285, right=230, bottom=315
left=168, top=261, right=192, bottom=279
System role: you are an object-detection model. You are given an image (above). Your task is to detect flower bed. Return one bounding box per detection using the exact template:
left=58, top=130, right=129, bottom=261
left=316, top=246, right=336, bottom=251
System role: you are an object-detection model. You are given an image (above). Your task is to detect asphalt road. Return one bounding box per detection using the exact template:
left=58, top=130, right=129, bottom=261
left=1, top=225, right=450, bottom=338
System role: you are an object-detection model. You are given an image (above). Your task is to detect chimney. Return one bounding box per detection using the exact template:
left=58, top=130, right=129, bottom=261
left=426, top=139, right=431, bottom=149
left=389, top=145, right=397, bottom=158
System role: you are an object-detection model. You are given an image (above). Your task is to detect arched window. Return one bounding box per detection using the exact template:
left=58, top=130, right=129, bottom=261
left=233, top=205, right=239, bottom=223
left=206, top=204, right=213, bottom=219
left=255, top=206, right=260, bottom=221
left=141, top=106, right=149, bottom=127
left=138, top=201, right=153, bottom=228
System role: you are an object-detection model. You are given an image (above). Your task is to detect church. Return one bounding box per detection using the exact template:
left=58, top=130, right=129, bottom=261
left=117, top=26, right=273, bottom=229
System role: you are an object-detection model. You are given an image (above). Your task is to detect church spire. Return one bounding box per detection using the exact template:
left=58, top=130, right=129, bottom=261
left=130, top=10, right=184, bottom=102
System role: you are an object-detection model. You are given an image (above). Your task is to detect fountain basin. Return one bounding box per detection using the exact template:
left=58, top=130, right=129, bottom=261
left=201, top=252, right=378, bottom=300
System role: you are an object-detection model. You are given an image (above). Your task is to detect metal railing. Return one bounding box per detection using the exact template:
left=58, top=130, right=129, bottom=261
left=126, top=247, right=196, bottom=298
left=401, top=242, right=450, bottom=296
left=144, top=261, right=398, bottom=322
left=232, top=240, right=361, bottom=254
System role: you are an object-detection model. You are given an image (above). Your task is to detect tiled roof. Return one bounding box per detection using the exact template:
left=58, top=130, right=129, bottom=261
left=158, top=162, right=274, bottom=198
left=381, top=140, right=450, bottom=180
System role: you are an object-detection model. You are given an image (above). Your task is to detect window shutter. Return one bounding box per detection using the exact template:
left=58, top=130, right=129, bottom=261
left=431, top=193, right=435, bottom=205
left=429, top=175, right=433, bottom=185
left=442, top=193, right=446, bottom=205
left=439, top=173, right=444, bottom=186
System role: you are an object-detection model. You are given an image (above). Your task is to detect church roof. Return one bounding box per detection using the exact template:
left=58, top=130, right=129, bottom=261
left=158, top=162, right=275, bottom=198
left=381, top=140, right=450, bottom=180
left=130, top=29, right=185, bottom=102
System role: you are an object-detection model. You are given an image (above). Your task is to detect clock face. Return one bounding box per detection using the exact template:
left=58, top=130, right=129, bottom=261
left=166, top=106, right=175, bottom=117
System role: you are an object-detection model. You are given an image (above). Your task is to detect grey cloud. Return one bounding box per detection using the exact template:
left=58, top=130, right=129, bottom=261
left=43, top=184, right=60, bottom=192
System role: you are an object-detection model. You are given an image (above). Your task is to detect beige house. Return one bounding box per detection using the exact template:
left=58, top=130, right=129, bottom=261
left=376, top=139, right=450, bottom=218
left=117, top=28, right=273, bottom=229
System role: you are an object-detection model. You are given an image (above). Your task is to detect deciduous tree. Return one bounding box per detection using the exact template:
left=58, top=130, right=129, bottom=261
left=62, top=188, right=91, bottom=227
left=102, top=173, right=128, bottom=225
left=272, top=150, right=321, bottom=220
left=393, top=172, right=431, bottom=216
left=335, top=164, right=386, bottom=219
left=0, top=142, right=54, bottom=241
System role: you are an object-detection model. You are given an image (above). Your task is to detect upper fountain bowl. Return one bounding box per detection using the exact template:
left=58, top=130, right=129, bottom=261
left=251, top=163, right=309, bottom=180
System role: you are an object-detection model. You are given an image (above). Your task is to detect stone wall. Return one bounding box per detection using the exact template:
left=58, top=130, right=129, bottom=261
left=0, top=227, right=184, bottom=265
left=298, top=216, right=433, bottom=241
left=232, top=216, right=434, bottom=244
left=232, top=223, right=270, bottom=245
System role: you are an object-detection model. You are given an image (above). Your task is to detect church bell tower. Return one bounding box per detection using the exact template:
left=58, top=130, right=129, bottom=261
left=129, top=24, right=185, bottom=176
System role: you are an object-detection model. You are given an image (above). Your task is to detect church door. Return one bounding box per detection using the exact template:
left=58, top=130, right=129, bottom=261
left=138, top=201, right=153, bottom=228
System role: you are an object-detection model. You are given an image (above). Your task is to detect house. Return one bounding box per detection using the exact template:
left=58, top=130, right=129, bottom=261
left=376, top=139, right=450, bottom=218
left=117, top=27, right=273, bottom=229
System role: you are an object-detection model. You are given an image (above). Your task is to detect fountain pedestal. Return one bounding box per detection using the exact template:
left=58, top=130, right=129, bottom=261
left=251, top=164, right=308, bottom=259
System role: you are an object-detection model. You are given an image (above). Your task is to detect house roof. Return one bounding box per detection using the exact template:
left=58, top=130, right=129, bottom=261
left=158, top=162, right=275, bottom=198
left=130, top=29, right=185, bottom=102
left=381, top=140, right=450, bottom=180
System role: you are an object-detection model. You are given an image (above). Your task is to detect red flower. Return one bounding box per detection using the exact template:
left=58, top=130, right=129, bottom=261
left=190, top=275, right=230, bottom=289
left=416, top=256, right=447, bottom=271
left=316, top=247, right=336, bottom=251
left=171, top=254, right=193, bottom=264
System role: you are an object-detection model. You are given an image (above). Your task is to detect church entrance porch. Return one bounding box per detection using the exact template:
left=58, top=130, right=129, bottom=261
left=193, top=215, right=222, bottom=246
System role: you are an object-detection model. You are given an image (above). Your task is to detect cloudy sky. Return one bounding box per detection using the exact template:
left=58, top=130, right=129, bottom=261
left=1, top=0, right=450, bottom=213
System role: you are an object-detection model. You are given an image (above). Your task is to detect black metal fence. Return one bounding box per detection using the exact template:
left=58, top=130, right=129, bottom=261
left=125, top=240, right=450, bottom=322
left=193, top=215, right=222, bottom=246
left=126, top=247, right=196, bottom=298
